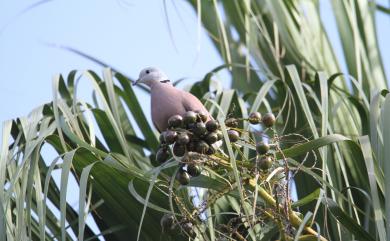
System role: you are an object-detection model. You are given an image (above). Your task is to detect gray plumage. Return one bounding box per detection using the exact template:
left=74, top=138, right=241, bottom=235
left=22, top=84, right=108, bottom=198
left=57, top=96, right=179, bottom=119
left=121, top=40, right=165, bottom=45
left=134, top=67, right=211, bottom=132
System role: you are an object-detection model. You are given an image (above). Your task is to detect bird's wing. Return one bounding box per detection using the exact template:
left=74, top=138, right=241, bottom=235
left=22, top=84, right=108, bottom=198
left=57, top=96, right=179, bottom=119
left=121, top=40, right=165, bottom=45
left=181, top=91, right=208, bottom=113
left=181, top=91, right=213, bottom=121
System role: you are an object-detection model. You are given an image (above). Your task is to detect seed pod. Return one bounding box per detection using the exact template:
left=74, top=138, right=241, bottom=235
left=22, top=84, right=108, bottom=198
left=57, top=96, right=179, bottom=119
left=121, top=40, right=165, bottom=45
left=227, top=130, right=240, bottom=142
left=193, top=122, right=207, bottom=136
left=225, top=118, right=239, bottom=128
left=248, top=112, right=262, bottom=124
left=187, top=164, right=202, bottom=177
left=164, top=130, right=177, bottom=144
left=205, top=132, right=218, bottom=144
left=160, top=213, right=175, bottom=232
left=176, top=170, right=190, bottom=185
left=262, top=113, right=276, bottom=127
left=173, top=143, right=186, bottom=157
left=156, top=148, right=170, bottom=163
left=197, top=110, right=208, bottom=122
left=256, top=142, right=270, bottom=155
left=257, top=155, right=273, bottom=170
left=183, top=111, right=197, bottom=125
left=195, top=140, right=209, bottom=153
left=176, top=133, right=190, bottom=145
left=168, top=115, right=183, bottom=128
left=206, top=120, right=219, bottom=132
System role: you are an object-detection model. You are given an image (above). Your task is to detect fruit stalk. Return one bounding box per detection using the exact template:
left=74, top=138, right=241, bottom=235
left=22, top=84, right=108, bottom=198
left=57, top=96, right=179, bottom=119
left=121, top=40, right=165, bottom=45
left=247, top=179, right=328, bottom=241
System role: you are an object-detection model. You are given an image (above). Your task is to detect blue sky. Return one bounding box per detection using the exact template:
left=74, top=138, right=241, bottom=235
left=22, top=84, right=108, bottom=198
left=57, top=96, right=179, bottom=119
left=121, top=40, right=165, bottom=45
left=0, top=0, right=389, bottom=239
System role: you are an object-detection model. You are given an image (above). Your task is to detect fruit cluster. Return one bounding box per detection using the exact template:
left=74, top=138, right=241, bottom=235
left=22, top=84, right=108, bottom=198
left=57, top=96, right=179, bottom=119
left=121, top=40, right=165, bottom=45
left=156, top=110, right=223, bottom=185
left=157, top=111, right=221, bottom=162
left=156, top=111, right=277, bottom=184
left=158, top=111, right=278, bottom=239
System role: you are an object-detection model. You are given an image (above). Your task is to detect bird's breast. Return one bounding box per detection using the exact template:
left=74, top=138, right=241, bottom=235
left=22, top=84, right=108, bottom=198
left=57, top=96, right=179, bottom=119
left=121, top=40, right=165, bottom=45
left=151, top=87, right=186, bottom=132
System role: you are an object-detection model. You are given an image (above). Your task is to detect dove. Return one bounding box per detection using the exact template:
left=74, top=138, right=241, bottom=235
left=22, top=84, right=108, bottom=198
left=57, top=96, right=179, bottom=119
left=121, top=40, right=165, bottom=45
left=133, top=67, right=211, bottom=132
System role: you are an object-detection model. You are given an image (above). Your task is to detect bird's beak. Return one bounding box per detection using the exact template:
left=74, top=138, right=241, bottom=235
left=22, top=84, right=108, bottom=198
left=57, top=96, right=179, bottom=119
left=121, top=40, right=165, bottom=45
left=132, top=79, right=140, bottom=86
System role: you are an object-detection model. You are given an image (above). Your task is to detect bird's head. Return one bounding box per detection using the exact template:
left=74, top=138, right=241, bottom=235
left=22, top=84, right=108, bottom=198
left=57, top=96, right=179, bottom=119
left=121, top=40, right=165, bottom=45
left=133, top=67, right=170, bottom=87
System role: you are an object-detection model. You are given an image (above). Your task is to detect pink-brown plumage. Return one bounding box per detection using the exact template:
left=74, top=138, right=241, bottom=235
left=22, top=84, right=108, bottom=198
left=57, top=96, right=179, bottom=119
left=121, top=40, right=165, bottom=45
left=151, top=82, right=210, bottom=132
left=134, top=67, right=211, bottom=132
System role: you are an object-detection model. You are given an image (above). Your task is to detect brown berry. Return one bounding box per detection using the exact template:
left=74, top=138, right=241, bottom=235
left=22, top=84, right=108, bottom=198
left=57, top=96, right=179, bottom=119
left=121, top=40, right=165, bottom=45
left=206, top=120, right=219, bottom=132
left=196, top=110, right=208, bottom=122
left=205, top=132, right=218, bottom=144
left=176, top=133, right=190, bottom=145
left=183, top=111, right=197, bottom=125
left=182, top=222, right=195, bottom=238
left=159, top=131, right=166, bottom=144
left=216, top=130, right=223, bottom=140
left=195, top=140, right=209, bottom=153
left=187, top=141, right=196, bottom=152
left=256, top=142, right=270, bottom=155
left=160, top=213, right=174, bottom=232
left=225, top=118, right=239, bottom=128
left=156, top=148, right=170, bottom=163
left=193, top=122, right=207, bottom=136
left=164, top=130, right=177, bottom=144
left=173, top=143, right=186, bottom=157
left=227, top=130, right=240, bottom=142
left=249, top=112, right=261, bottom=124
left=262, top=113, right=276, bottom=127
left=168, top=115, right=183, bottom=128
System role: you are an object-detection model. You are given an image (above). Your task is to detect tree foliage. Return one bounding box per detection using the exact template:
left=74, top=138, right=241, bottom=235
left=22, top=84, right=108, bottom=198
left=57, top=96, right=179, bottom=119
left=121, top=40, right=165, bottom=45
left=1, top=0, right=389, bottom=240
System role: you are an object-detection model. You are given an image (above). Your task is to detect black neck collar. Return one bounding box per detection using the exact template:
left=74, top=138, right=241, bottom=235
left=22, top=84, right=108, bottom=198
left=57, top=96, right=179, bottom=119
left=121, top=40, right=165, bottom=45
left=160, top=79, right=170, bottom=83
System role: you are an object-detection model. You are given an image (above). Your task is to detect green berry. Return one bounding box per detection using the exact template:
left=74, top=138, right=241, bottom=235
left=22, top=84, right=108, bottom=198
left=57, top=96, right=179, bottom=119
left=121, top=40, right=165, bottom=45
left=156, top=148, right=170, bottom=163
left=176, top=170, right=190, bottom=185
left=257, top=155, right=273, bottom=170
left=187, top=164, right=202, bottom=177
left=256, top=142, right=270, bottom=155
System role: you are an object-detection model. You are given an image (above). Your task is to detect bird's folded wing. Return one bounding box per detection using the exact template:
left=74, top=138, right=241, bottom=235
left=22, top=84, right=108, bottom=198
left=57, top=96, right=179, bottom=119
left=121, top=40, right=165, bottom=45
left=181, top=92, right=209, bottom=114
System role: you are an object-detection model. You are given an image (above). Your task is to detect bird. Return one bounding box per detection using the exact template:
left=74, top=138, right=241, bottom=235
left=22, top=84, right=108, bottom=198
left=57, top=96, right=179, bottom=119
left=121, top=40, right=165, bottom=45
left=133, top=67, right=211, bottom=132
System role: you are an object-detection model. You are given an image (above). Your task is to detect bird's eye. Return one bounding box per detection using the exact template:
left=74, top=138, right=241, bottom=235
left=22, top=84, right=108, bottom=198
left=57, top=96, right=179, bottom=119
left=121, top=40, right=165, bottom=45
left=145, top=70, right=150, bottom=74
